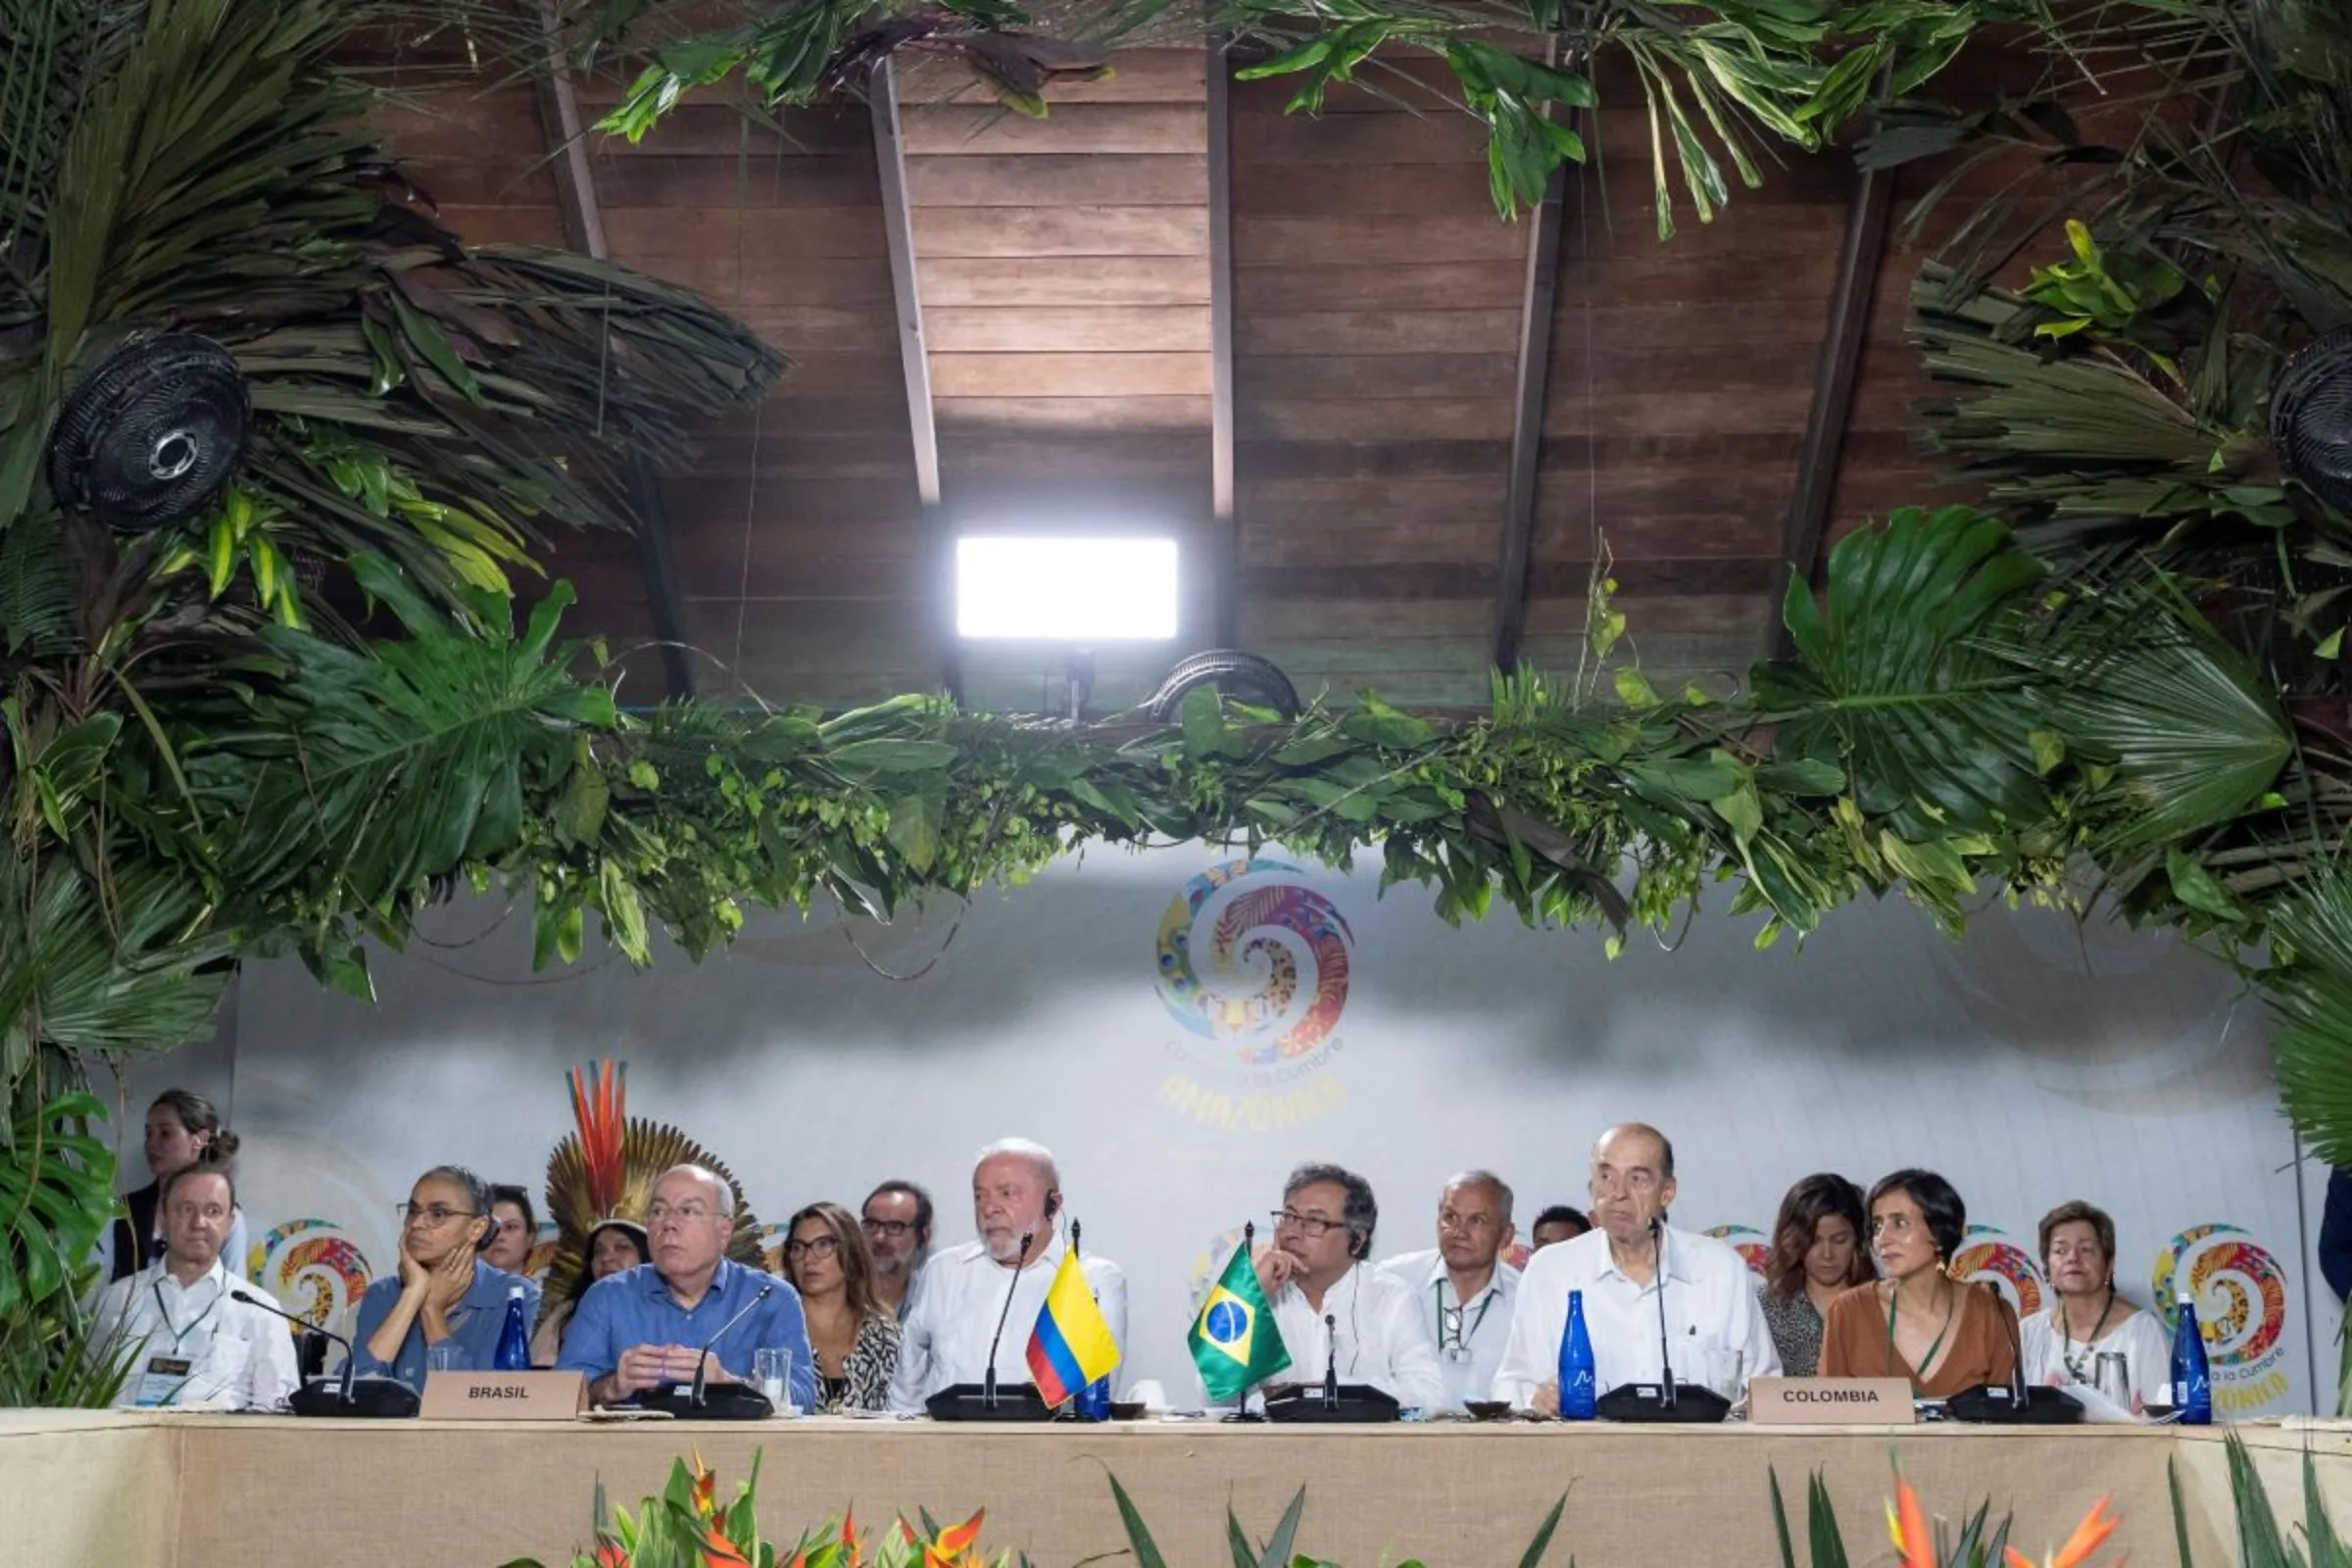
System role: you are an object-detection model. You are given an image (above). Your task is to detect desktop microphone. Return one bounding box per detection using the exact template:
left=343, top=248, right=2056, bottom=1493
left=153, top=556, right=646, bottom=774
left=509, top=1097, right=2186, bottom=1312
left=981, top=1230, right=1035, bottom=1409
left=1651, top=1218, right=1678, bottom=1411
left=233, top=1289, right=417, bottom=1418
left=1946, top=1291, right=2082, bottom=1425
left=1322, top=1313, right=1340, bottom=1406
left=688, top=1282, right=776, bottom=1405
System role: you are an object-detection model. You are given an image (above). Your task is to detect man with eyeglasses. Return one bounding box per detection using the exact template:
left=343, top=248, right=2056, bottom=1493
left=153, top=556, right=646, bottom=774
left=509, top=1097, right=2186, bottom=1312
left=887, top=1138, right=1126, bottom=1413
left=1493, top=1123, right=1779, bottom=1411
left=1373, top=1170, right=1520, bottom=1412
left=559, top=1163, right=817, bottom=1411
left=859, top=1179, right=933, bottom=1322
left=1240, top=1162, right=1442, bottom=1413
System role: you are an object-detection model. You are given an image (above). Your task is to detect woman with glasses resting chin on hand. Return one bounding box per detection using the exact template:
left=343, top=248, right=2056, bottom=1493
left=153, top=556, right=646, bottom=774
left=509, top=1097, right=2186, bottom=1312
left=778, top=1201, right=900, bottom=1412
left=352, top=1165, right=541, bottom=1391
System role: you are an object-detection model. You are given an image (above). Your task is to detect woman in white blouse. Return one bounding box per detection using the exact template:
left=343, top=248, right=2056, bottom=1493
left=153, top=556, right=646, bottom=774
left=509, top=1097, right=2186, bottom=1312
left=2019, top=1200, right=2172, bottom=1413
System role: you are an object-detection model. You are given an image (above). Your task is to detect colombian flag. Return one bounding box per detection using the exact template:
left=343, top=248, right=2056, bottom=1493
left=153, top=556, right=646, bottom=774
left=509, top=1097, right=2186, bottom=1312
left=1024, top=1250, right=1120, bottom=1406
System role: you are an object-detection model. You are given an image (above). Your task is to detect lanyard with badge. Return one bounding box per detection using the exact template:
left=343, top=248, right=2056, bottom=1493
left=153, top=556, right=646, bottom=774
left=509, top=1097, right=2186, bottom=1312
left=1435, top=1281, right=1494, bottom=1364
left=135, top=1275, right=224, bottom=1407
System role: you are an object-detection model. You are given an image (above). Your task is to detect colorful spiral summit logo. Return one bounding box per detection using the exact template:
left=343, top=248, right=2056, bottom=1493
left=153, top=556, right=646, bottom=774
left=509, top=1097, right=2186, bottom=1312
left=1949, top=1226, right=2044, bottom=1318
left=2152, top=1223, right=2289, bottom=1412
left=1704, top=1224, right=1771, bottom=1279
left=1154, top=858, right=1354, bottom=1128
left=248, top=1219, right=372, bottom=1329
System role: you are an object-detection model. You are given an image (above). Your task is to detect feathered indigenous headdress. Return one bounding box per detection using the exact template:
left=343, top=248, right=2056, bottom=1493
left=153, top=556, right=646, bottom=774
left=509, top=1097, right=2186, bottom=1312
left=536, top=1059, right=767, bottom=1326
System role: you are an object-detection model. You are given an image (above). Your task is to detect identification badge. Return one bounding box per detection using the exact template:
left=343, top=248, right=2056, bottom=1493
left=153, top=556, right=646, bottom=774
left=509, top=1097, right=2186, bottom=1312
left=1441, top=1345, right=1474, bottom=1365
left=135, top=1354, right=194, bottom=1408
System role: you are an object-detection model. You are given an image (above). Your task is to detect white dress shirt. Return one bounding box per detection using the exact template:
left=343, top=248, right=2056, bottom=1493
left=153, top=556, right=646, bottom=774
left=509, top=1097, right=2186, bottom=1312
left=887, top=1235, right=1127, bottom=1412
left=1261, top=1261, right=1446, bottom=1413
left=1493, top=1225, right=1780, bottom=1406
left=2020, top=1303, right=2172, bottom=1409
left=1374, top=1248, right=1519, bottom=1412
left=93, top=1258, right=300, bottom=1411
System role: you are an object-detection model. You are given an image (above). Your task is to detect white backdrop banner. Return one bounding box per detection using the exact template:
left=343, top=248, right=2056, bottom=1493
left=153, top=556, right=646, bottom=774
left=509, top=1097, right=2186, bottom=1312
left=152, top=842, right=2325, bottom=1411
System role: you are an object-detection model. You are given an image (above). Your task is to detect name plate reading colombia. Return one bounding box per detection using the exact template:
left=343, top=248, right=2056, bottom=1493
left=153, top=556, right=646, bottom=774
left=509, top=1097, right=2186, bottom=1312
left=419, top=1370, right=588, bottom=1421
left=1746, top=1377, right=1916, bottom=1426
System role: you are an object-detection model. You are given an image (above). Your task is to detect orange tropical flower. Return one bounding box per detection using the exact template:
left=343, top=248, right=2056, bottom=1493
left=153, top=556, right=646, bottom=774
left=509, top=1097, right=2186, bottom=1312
left=1886, top=1472, right=1934, bottom=1568
left=690, top=1449, right=718, bottom=1521
left=593, top=1541, right=628, bottom=1568
left=2005, top=1495, right=2120, bottom=1568
left=841, top=1508, right=862, bottom=1568
left=698, top=1524, right=753, bottom=1568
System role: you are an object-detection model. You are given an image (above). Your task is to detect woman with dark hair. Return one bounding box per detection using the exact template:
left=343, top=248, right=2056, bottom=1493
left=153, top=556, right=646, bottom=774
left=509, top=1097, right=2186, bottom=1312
left=481, top=1185, right=540, bottom=1278
left=2019, top=1200, right=2170, bottom=1411
left=351, top=1165, right=540, bottom=1391
left=528, top=1218, right=650, bottom=1367
left=108, top=1090, right=249, bottom=1283
left=1756, top=1173, right=1875, bottom=1376
left=780, top=1200, right=900, bottom=1412
left=1820, top=1169, right=2019, bottom=1397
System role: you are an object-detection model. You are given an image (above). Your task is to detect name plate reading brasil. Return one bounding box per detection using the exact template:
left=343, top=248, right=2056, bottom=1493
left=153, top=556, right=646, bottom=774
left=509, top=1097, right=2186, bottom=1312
left=1746, top=1377, right=1915, bottom=1425
left=419, top=1370, right=587, bottom=1421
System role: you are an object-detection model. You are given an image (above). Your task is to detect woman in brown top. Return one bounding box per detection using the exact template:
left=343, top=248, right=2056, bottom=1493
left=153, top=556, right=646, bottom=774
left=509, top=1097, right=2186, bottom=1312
left=1820, top=1169, right=2018, bottom=1398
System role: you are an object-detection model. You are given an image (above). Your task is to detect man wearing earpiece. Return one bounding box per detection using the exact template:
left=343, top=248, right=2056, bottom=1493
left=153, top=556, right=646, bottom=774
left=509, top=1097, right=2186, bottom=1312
left=887, top=1137, right=1128, bottom=1412
left=1253, top=1162, right=1444, bottom=1413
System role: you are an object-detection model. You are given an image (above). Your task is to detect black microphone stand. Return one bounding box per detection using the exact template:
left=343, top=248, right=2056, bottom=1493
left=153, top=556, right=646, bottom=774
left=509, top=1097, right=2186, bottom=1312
left=1593, top=1219, right=1730, bottom=1424
left=232, top=1289, right=418, bottom=1418
left=927, top=1228, right=1052, bottom=1421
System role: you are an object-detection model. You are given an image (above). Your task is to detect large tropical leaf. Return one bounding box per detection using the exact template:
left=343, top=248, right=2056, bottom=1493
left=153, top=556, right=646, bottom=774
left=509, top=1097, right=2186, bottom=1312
left=2262, top=870, right=2352, bottom=1166
left=1750, top=505, right=2050, bottom=839
left=0, top=1088, right=113, bottom=1316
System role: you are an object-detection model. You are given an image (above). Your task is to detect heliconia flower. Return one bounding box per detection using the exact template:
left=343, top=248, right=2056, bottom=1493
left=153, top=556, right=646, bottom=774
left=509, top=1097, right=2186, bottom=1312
left=698, top=1525, right=752, bottom=1568
left=935, top=1511, right=984, bottom=1553
left=690, top=1450, right=717, bottom=1520
left=1886, top=1473, right=1934, bottom=1568
left=841, top=1508, right=862, bottom=1567
left=594, top=1540, right=629, bottom=1568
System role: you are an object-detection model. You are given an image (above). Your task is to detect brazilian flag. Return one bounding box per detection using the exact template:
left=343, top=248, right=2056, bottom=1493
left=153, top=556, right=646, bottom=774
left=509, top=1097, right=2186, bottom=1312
left=1188, top=1238, right=1291, bottom=1401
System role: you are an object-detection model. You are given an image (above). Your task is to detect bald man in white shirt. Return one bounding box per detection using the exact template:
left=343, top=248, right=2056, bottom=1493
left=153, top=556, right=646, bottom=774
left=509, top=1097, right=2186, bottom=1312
left=888, top=1139, right=1126, bottom=1412
left=1494, top=1123, right=1778, bottom=1410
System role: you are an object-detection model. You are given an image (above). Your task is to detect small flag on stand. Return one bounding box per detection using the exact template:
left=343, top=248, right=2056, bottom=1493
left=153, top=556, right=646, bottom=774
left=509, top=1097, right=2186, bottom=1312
left=1025, top=1248, right=1120, bottom=1407
left=1188, top=1223, right=1291, bottom=1402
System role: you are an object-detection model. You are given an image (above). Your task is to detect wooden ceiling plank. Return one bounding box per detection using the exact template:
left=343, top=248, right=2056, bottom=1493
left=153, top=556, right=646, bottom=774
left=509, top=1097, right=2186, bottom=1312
left=871, top=56, right=960, bottom=701
left=529, top=0, right=695, bottom=700
left=1208, top=30, right=1240, bottom=650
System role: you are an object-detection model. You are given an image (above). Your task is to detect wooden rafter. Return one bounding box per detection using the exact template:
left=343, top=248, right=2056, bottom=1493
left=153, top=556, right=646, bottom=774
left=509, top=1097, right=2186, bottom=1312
left=869, top=56, right=961, bottom=702
left=1768, top=128, right=1897, bottom=661
left=1207, top=31, right=1240, bottom=651
left=529, top=0, right=696, bottom=701
left=1491, top=72, right=1573, bottom=675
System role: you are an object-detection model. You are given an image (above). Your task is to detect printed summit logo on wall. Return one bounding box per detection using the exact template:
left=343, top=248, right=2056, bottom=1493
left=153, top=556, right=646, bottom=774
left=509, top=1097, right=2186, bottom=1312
left=247, top=1218, right=372, bottom=1329
left=1951, top=1225, right=2046, bottom=1317
left=1704, top=1224, right=1771, bottom=1278
left=2153, top=1223, right=2291, bottom=1413
left=1153, top=858, right=1355, bottom=1129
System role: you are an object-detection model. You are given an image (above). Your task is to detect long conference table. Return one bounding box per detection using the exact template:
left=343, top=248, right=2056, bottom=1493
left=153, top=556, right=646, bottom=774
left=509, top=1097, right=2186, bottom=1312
left=7, top=1408, right=2348, bottom=1566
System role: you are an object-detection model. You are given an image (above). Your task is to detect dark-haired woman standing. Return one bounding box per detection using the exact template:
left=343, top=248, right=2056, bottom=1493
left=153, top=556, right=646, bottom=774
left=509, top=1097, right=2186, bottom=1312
left=1820, top=1169, right=2018, bottom=1398
left=1756, top=1174, right=1876, bottom=1375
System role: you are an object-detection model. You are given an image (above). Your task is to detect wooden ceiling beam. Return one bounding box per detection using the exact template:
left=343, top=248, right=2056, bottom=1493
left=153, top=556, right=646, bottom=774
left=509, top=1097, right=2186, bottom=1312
left=1767, top=114, right=1896, bottom=662
left=529, top=0, right=696, bottom=701
left=870, top=56, right=962, bottom=703
left=1207, top=31, right=1240, bottom=651
left=1490, top=84, right=1574, bottom=675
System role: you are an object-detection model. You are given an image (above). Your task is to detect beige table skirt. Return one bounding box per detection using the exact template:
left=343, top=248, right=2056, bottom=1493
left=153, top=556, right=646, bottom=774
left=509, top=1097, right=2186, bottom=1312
left=6, top=1409, right=2349, bottom=1566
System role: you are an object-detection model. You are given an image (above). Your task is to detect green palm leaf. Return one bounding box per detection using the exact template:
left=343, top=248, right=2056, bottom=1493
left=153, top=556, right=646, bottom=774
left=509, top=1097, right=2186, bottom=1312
left=2261, top=870, right=2352, bottom=1165
left=1751, top=505, right=2050, bottom=839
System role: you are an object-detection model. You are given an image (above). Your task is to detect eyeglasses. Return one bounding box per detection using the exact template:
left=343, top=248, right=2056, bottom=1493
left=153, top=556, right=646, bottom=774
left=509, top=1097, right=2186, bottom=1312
left=861, top=1217, right=913, bottom=1238
left=398, top=1203, right=478, bottom=1228
left=647, top=1201, right=720, bottom=1226
left=1271, top=1208, right=1342, bottom=1237
left=784, top=1235, right=842, bottom=1257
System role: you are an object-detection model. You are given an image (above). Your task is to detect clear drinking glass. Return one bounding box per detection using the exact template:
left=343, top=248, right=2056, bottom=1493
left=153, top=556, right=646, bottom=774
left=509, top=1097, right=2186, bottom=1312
left=426, top=1343, right=467, bottom=1375
left=754, top=1347, right=796, bottom=1417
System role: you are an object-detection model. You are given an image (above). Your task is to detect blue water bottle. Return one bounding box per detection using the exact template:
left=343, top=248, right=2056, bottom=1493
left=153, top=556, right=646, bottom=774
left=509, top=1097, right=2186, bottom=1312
left=2169, top=1298, right=2211, bottom=1425
left=494, top=1285, right=531, bottom=1372
left=1076, top=1374, right=1111, bottom=1421
left=1558, top=1289, right=1597, bottom=1421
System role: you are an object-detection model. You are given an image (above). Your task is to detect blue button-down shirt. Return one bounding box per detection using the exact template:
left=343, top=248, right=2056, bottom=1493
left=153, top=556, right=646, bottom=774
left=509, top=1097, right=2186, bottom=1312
left=558, top=1258, right=816, bottom=1410
left=351, top=1258, right=539, bottom=1392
